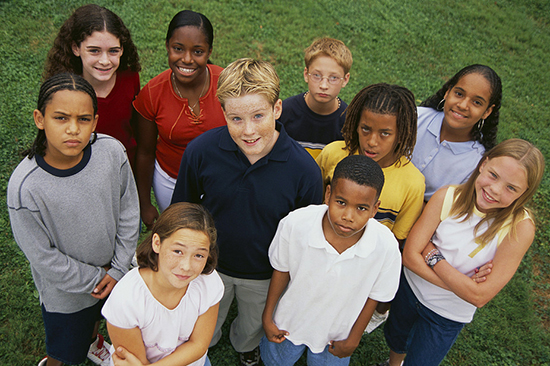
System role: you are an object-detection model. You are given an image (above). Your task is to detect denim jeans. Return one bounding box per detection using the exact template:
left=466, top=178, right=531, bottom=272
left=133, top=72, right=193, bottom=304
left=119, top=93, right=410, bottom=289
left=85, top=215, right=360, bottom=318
left=384, top=273, right=465, bottom=366
left=260, top=336, right=350, bottom=366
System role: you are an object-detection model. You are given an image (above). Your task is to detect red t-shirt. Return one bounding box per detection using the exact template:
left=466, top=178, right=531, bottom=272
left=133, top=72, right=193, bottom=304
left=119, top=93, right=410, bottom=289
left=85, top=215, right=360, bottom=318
left=133, top=64, right=226, bottom=178
left=96, top=70, right=140, bottom=165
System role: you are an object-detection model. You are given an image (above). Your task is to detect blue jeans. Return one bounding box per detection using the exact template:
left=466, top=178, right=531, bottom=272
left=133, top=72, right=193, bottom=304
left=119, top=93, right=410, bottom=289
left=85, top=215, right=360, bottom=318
left=260, top=336, right=350, bottom=366
left=384, top=273, right=465, bottom=366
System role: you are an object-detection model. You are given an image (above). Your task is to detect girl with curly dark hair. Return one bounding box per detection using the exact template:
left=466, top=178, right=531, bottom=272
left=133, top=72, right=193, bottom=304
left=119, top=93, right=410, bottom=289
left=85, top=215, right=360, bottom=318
left=44, top=4, right=141, bottom=166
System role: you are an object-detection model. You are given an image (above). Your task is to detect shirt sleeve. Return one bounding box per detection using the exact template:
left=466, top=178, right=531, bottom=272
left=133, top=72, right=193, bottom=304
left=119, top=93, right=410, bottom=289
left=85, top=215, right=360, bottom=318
left=102, top=271, right=141, bottom=329
left=295, top=163, right=323, bottom=208
left=133, top=81, right=156, bottom=122
left=108, top=154, right=140, bottom=282
left=268, top=216, right=291, bottom=272
left=391, top=172, right=425, bottom=240
left=8, top=205, right=105, bottom=294
left=171, top=141, right=203, bottom=205
left=196, top=271, right=225, bottom=315
left=369, top=244, right=402, bottom=302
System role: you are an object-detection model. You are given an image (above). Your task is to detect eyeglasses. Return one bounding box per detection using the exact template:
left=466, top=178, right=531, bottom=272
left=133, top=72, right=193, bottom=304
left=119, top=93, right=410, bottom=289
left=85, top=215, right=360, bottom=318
left=307, top=73, right=345, bottom=85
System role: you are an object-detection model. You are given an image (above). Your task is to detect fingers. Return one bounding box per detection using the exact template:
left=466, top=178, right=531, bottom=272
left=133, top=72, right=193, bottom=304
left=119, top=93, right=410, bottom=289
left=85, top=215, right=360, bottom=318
left=92, top=274, right=117, bottom=299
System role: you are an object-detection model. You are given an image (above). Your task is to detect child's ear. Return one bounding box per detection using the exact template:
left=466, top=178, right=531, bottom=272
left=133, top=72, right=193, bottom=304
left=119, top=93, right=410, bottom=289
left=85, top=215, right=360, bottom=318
left=273, top=99, right=283, bottom=120
left=479, top=157, right=489, bottom=173
left=303, top=67, right=309, bottom=83
left=324, top=184, right=332, bottom=203
left=371, top=199, right=381, bottom=218
left=92, top=114, right=99, bottom=132
left=443, top=88, right=450, bottom=101
left=33, top=109, right=45, bottom=130
left=481, top=104, right=495, bottom=120
left=152, top=233, right=161, bottom=254
left=341, top=72, right=350, bottom=88
left=72, top=42, right=81, bottom=57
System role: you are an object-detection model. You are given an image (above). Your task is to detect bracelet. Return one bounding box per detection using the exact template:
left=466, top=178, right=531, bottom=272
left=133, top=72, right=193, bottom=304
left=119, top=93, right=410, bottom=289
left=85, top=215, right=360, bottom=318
left=425, top=249, right=446, bottom=269
left=424, top=248, right=438, bottom=262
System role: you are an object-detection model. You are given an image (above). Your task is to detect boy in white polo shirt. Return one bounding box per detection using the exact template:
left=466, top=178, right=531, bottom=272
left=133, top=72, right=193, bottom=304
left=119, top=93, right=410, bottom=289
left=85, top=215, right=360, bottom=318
left=260, top=155, right=402, bottom=366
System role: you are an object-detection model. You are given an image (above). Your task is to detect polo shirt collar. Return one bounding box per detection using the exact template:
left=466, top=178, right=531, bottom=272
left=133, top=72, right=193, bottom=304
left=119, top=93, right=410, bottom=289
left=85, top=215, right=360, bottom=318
left=427, top=111, right=483, bottom=155
left=218, top=121, right=291, bottom=162
left=308, top=205, right=376, bottom=259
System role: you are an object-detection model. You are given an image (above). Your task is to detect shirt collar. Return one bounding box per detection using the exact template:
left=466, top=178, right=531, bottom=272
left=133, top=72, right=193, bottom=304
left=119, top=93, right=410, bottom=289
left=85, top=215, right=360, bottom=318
left=427, top=111, right=484, bottom=155
left=308, top=205, right=376, bottom=259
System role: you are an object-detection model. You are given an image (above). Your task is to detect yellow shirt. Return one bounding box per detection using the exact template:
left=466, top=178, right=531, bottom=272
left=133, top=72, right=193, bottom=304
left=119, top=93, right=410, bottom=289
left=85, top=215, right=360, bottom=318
left=316, top=141, right=425, bottom=240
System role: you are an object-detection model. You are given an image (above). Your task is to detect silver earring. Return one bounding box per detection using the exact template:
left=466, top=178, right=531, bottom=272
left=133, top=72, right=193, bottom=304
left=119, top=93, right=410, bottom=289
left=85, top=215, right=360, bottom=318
left=477, top=119, right=485, bottom=130
left=437, top=98, right=445, bottom=111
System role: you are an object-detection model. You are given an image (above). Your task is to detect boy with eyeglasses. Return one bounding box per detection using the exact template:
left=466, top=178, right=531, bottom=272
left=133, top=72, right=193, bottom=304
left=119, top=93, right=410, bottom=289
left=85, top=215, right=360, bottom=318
left=278, top=37, right=352, bottom=159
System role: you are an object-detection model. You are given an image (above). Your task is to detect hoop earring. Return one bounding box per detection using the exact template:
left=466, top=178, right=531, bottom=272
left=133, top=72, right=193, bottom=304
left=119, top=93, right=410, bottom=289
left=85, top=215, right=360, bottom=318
left=477, top=119, right=485, bottom=130
left=437, top=98, right=445, bottom=111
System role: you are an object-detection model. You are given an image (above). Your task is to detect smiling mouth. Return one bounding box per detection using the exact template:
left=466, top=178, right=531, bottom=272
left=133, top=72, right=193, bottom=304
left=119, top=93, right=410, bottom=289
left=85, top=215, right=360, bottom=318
left=178, top=66, right=196, bottom=74
left=244, top=137, right=260, bottom=144
left=174, top=274, right=191, bottom=281
left=482, top=189, right=498, bottom=203
left=451, top=109, right=467, bottom=119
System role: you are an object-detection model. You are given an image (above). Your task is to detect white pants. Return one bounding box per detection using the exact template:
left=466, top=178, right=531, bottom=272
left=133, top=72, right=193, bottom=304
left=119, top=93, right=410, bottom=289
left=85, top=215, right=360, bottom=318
left=152, top=160, right=176, bottom=212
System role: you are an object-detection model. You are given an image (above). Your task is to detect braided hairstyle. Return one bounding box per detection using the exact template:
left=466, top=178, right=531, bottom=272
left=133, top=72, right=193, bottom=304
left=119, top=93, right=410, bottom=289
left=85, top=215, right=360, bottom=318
left=44, top=4, right=140, bottom=79
left=342, top=83, right=417, bottom=166
left=25, top=73, right=97, bottom=158
left=420, top=64, right=502, bottom=150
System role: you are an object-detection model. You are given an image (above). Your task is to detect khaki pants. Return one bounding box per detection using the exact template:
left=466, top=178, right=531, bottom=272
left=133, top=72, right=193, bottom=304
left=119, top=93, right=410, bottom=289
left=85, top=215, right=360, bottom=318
left=209, top=272, right=271, bottom=353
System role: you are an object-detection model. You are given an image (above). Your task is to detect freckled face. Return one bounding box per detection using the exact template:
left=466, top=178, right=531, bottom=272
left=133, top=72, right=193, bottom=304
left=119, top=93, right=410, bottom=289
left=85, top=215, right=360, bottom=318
left=475, top=156, right=528, bottom=213
left=72, top=31, right=122, bottom=84
left=443, top=72, right=494, bottom=135
left=152, top=228, right=210, bottom=291
left=224, top=94, right=282, bottom=165
left=356, top=110, right=398, bottom=168
left=324, top=178, right=380, bottom=238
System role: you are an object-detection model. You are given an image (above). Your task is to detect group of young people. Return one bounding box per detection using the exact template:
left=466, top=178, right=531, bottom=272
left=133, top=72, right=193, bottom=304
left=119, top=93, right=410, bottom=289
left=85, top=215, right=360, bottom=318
left=6, top=4, right=545, bottom=366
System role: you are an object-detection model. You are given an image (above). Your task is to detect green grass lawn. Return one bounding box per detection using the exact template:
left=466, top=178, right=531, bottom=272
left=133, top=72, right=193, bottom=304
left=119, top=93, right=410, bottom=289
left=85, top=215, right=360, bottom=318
left=1, top=0, right=550, bottom=364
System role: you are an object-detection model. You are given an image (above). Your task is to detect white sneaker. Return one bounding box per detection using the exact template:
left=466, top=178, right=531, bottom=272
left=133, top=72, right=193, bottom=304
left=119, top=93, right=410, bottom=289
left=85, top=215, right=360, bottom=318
left=365, top=310, right=389, bottom=333
left=87, top=334, right=111, bottom=366
left=37, top=357, right=47, bottom=366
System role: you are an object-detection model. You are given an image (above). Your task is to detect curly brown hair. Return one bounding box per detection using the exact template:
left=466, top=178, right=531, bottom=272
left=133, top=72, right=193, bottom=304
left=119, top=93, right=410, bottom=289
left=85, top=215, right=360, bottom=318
left=43, top=4, right=140, bottom=80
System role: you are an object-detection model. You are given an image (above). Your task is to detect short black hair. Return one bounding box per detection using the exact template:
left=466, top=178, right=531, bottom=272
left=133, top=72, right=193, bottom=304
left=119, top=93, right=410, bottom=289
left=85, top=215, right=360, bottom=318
left=332, top=155, right=385, bottom=200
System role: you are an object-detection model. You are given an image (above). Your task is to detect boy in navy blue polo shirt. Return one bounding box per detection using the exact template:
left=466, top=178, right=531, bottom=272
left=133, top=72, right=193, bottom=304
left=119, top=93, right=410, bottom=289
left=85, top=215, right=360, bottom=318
left=171, top=58, right=323, bottom=366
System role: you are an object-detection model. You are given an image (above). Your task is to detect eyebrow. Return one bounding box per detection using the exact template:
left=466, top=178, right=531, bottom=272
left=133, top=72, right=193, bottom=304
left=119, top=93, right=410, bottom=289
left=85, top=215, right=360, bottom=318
left=173, top=242, right=209, bottom=251
left=85, top=45, right=122, bottom=49
left=454, top=86, right=487, bottom=103
left=335, top=195, right=371, bottom=209
left=53, top=111, right=93, bottom=118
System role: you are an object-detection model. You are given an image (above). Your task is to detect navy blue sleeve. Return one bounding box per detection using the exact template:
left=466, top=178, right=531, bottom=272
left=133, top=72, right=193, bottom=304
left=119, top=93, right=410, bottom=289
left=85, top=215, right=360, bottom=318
left=171, top=142, right=203, bottom=205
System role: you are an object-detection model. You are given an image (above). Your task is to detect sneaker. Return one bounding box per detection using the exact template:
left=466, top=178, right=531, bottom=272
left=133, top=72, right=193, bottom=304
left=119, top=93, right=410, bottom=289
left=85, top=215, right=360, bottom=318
left=239, top=346, right=261, bottom=366
left=365, top=310, right=389, bottom=333
left=87, top=334, right=111, bottom=366
left=372, top=359, right=403, bottom=366
left=37, top=357, right=47, bottom=366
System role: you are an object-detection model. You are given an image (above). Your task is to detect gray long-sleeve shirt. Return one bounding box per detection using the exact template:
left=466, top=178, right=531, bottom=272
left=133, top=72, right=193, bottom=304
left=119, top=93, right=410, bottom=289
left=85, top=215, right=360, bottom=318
left=7, top=134, right=140, bottom=313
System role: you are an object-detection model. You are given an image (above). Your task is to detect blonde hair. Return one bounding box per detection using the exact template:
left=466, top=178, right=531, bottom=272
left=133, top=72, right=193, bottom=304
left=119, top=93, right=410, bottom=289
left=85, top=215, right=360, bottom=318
left=304, top=37, right=353, bottom=75
left=217, top=58, right=280, bottom=108
left=451, top=139, right=545, bottom=245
